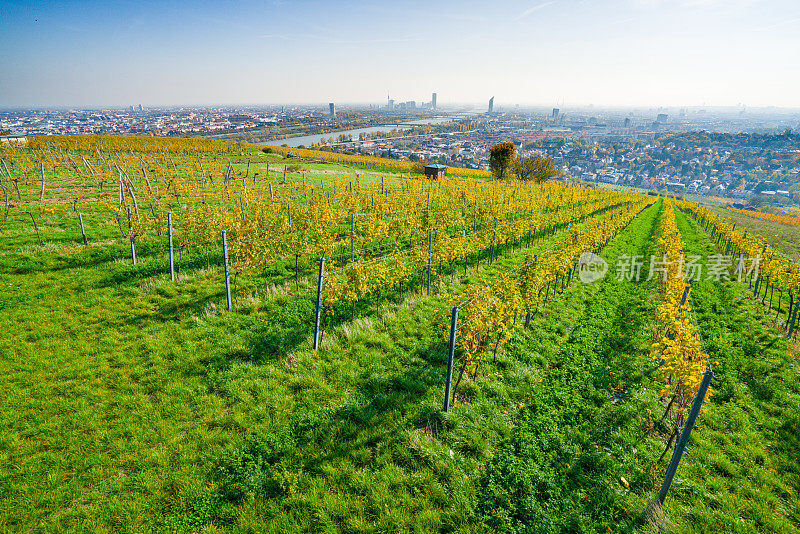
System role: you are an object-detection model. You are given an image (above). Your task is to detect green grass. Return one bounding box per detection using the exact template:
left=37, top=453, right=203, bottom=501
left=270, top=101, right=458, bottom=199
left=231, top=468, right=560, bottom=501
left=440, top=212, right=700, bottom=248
left=0, top=196, right=634, bottom=532
left=0, top=198, right=566, bottom=532
left=2, top=162, right=799, bottom=533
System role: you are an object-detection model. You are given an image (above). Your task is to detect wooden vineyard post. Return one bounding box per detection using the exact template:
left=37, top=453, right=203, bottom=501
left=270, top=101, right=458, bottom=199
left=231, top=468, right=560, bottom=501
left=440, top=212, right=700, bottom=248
left=127, top=206, right=136, bottom=265
left=789, top=306, right=798, bottom=339
left=658, top=369, right=714, bottom=505
left=444, top=306, right=459, bottom=412
left=168, top=211, right=175, bottom=281
left=78, top=213, right=88, bottom=246
left=222, top=230, right=232, bottom=311
left=313, top=257, right=325, bottom=351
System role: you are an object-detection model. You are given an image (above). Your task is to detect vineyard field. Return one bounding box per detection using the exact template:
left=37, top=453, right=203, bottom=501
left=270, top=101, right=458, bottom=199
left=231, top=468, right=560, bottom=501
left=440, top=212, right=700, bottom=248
left=711, top=206, right=800, bottom=262
left=0, top=137, right=798, bottom=533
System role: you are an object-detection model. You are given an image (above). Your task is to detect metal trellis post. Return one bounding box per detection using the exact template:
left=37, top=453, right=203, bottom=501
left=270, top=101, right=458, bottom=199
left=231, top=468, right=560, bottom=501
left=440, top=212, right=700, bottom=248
left=222, top=230, right=232, bottom=311
left=168, top=211, right=174, bottom=281
left=313, top=257, right=325, bottom=350
left=444, top=306, right=459, bottom=412
left=658, top=369, right=714, bottom=505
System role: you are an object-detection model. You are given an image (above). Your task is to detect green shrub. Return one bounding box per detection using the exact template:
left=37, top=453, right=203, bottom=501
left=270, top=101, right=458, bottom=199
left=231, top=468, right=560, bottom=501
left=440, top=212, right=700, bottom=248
left=214, top=431, right=294, bottom=501
left=157, top=489, right=226, bottom=534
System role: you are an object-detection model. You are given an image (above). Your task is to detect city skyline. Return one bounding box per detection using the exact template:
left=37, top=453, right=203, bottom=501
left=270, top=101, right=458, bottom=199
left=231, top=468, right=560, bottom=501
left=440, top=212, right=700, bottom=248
left=2, top=0, right=799, bottom=108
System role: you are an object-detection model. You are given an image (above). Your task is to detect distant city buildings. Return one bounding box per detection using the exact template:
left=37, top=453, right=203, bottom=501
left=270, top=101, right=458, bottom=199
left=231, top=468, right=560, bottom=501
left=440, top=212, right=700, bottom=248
left=4, top=104, right=799, bottom=207
left=383, top=92, right=437, bottom=110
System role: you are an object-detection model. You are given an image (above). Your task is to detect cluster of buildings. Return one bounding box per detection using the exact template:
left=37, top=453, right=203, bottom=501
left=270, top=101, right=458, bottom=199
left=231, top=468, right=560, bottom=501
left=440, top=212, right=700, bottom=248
left=550, top=136, right=800, bottom=204
left=3, top=102, right=798, bottom=206
left=0, top=106, right=292, bottom=137
left=325, top=107, right=800, bottom=206
left=0, top=104, right=433, bottom=142
left=387, top=92, right=437, bottom=110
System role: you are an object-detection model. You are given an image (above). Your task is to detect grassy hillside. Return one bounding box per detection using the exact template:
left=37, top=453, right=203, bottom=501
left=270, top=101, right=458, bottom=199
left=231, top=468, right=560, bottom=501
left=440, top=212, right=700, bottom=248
left=1, top=137, right=798, bottom=533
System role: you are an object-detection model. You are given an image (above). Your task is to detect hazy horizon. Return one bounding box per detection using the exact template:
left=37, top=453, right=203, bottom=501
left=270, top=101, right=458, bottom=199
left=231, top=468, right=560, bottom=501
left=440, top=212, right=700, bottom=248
left=2, top=0, right=799, bottom=108
left=3, top=103, right=800, bottom=113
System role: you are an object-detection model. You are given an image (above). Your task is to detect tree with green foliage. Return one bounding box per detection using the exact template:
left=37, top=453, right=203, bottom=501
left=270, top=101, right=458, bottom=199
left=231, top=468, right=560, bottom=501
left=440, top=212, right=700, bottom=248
left=489, top=142, right=517, bottom=179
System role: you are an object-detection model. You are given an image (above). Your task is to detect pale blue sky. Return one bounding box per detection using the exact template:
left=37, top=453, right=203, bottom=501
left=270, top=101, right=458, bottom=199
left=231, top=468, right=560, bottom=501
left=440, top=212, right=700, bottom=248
left=1, top=0, right=798, bottom=107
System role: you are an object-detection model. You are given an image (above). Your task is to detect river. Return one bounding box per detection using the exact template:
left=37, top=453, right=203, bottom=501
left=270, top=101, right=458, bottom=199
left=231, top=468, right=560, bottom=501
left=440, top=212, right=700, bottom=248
left=265, top=114, right=470, bottom=147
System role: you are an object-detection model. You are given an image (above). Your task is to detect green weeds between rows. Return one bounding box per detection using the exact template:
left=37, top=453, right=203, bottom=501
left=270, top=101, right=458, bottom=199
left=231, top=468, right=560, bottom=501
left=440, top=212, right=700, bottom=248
left=659, top=211, right=800, bottom=532
left=476, top=199, right=665, bottom=532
